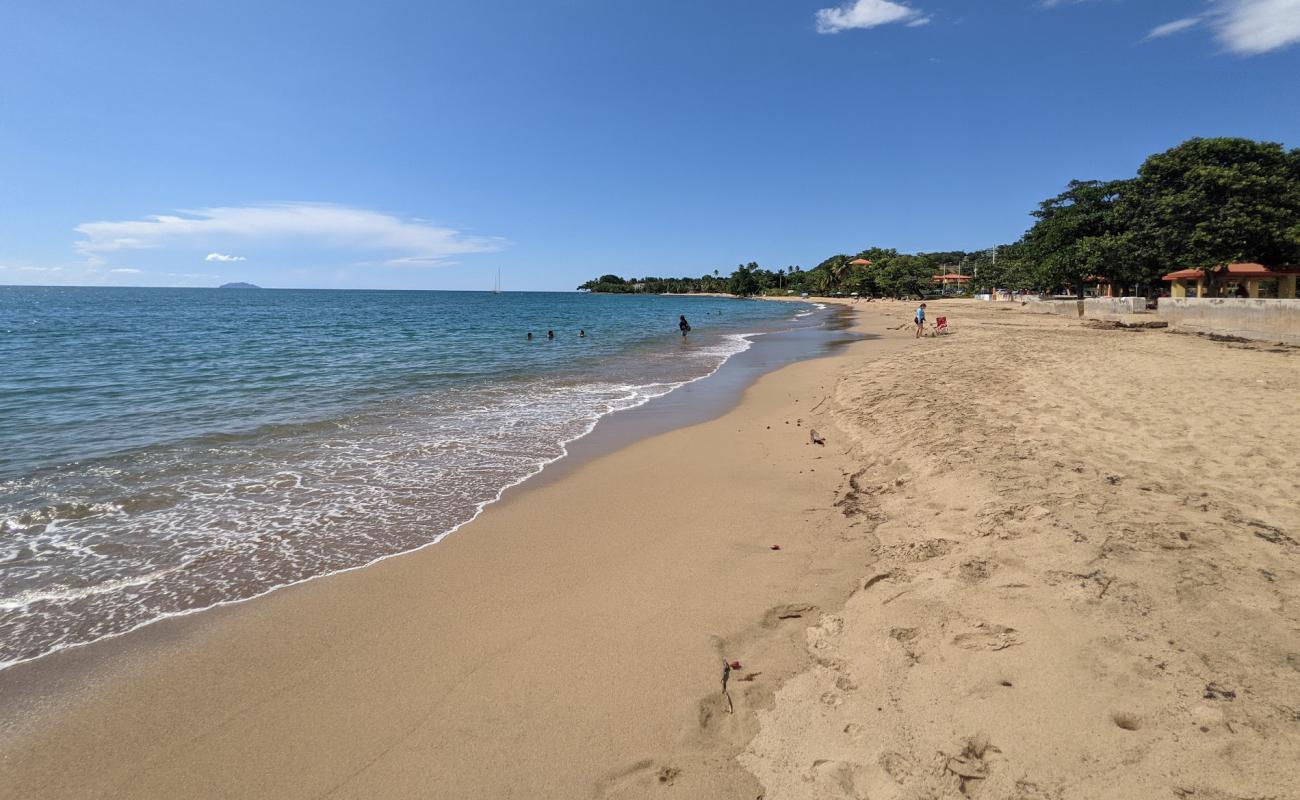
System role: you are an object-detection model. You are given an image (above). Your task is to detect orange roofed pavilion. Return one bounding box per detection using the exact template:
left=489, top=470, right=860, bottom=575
left=932, top=273, right=972, bottom=289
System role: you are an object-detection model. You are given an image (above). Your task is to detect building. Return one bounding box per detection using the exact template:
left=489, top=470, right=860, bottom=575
left=1162, top=263, right=1300, bottom=299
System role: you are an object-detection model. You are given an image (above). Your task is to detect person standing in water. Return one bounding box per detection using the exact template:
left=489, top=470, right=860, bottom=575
left=678, top=315, right=691, bottom=337
left=547, top=330, right=555, bottom=340
left=914, top=303, right=927, bottom=338
left=579, top=329, right=586, bottom=338
left=527, top=332, right=534, bottom=340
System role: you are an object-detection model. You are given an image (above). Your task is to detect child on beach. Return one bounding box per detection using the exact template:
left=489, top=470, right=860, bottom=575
left=915, top=303, right=927, bottom=338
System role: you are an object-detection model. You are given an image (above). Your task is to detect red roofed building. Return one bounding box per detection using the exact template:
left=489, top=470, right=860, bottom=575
left=1161, top=263, right=1300, bottom=299
left=849, top=258, right=872, bottom=267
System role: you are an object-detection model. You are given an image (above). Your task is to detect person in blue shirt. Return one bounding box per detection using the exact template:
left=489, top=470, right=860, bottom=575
left=914, top=303, right=927, bottom=338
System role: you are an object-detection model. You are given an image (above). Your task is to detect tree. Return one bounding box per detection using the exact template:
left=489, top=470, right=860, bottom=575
left=1019, top=179, right=1130, bottom=296
left=1121, top=137, right=1300, bottom=296
left=873, top=253, right=937, bottom=298
left=728, top=263, right=762, bottom=297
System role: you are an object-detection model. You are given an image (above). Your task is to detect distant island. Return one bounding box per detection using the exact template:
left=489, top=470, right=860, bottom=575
left=218, top=282, right=261, bottom=289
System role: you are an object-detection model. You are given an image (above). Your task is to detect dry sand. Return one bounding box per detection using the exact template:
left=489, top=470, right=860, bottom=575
left=2, top=299, right=1297, bottom=799
left=743, top=299, right=1300, bottom=799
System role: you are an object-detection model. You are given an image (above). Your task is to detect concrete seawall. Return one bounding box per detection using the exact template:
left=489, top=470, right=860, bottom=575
left=1084, top=297, right=1147, bottom=319
left=1157, top=298, right=1300, bottom=345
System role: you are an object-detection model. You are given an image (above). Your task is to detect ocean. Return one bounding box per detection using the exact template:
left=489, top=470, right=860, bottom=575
left=0, top=286, right=821, bottom=668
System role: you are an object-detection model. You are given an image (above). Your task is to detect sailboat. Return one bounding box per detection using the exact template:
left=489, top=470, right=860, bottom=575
left=493, top=268, right=502, bottom=294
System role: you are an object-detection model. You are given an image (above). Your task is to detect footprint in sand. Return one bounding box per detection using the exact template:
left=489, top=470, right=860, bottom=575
left=952, top=623, right=1022, bottom=651
left=802, top=759, right=871, bottom=800
left=958, top=558, right=996, bottom=582
left=763, top=602, right=817, bottom=628
left=878, top=538, right=956, bottom=562
left=594, top=759, right=682, bottom=797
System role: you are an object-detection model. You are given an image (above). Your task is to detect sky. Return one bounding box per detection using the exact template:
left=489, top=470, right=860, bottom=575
left=1, top=0, right=1298, bottom=291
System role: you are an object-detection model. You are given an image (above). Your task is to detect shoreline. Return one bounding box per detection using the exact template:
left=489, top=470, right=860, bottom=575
left=0, top=301, right=900, bottom=798
left=0, top=299, right=828, bottom=674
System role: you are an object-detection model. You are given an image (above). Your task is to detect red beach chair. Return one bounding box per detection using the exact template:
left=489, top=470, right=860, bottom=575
left=934, top=316, right=949, bottom=335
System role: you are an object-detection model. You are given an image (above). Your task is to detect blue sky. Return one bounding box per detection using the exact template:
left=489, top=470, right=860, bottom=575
left=2, top=0, right=1298, bottom=291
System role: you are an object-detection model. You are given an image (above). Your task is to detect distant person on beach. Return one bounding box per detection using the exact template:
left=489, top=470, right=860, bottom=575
left=679, top=315, right=691, bottom=337
left=527, top=332, right=533, bottom=340
left=915, top=303, right=927, bottom=338
left=547, top=330, right=555, bottom=340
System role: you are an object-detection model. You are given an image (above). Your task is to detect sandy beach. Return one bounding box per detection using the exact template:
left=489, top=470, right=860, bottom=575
left=3, top=299, right=1298, bottom=799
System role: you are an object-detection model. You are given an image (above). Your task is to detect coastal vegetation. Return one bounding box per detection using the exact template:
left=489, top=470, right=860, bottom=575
left=578, top=137, right=1300, bottom=299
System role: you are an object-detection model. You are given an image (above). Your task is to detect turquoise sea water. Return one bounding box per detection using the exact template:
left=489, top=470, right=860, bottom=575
left=0, top=287, right=818, bottom=667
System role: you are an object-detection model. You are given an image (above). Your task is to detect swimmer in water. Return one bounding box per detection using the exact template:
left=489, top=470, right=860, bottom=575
left=678, top=315, right=691, bottom=337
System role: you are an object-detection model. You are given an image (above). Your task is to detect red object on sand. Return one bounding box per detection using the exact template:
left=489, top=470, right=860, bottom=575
left=729, top=661, right=742, bottom=670
left=770, top=545, right=781, bottom=551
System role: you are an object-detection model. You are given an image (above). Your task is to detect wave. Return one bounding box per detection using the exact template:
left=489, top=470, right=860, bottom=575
left=0, top=332, right=764, bottom=670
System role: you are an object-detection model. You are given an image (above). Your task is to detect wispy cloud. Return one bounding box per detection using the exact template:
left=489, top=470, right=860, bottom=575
left=109, top=267, right=142, bottom=273
left=1143, top=1, right=1300, bottom=53
left=1145, top=16, right=1205, bottom=40
left=0, top=265, right=65, bottom=273
left=1213, top=0, right=1300, bottom=54
left=75, top=203, right=505, bottom=266
left=815, top=0, right=929, bottom=34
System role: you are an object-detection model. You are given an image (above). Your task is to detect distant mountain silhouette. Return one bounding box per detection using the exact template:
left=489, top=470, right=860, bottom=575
left=218, top=282, right=261, bottom=289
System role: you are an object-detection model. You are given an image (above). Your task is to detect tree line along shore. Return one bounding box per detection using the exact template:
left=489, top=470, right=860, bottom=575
left=578, top=137, right=1300, bottom=300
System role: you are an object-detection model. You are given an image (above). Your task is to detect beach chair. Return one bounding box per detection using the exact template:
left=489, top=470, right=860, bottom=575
left=934, top=316, right=949, bottom=335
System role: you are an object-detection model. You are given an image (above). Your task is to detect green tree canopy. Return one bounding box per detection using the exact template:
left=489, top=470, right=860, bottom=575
left=1121, top=137, right=1300, bottom=295
left=1018, top=179, right=1130, bottom=296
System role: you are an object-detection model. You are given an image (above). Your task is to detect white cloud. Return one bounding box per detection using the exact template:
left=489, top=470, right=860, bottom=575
left=1145, top=17, right=1204, bottom=39
left=109, top=268, right=142, bottom=273
left=205, top=252, right=246, bottom=262
left=1141, top=1, right=1300, bottom=53
left=1213, top=0, right=1300, bottom=54
left=75, top=203, right=505, bottom=266
left=815, top=0, right=927, bottom=33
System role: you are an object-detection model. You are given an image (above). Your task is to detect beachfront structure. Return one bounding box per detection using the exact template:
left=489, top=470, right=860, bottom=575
left=1084, top=275, right=1116, bottom=297
left=932, top=273, right=972, bottom=290
left=1162, top=263, right=1300, bottom=299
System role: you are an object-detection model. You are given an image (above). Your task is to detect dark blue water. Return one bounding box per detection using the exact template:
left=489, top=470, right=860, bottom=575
left=0, top=287, right=818, bottom=667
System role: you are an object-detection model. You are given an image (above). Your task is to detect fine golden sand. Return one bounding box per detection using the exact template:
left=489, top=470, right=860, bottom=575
left=2, top=299, right=1297, bottom=799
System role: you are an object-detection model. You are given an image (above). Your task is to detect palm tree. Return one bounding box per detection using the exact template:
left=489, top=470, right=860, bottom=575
left=814, top=256, right=852, bottom=293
